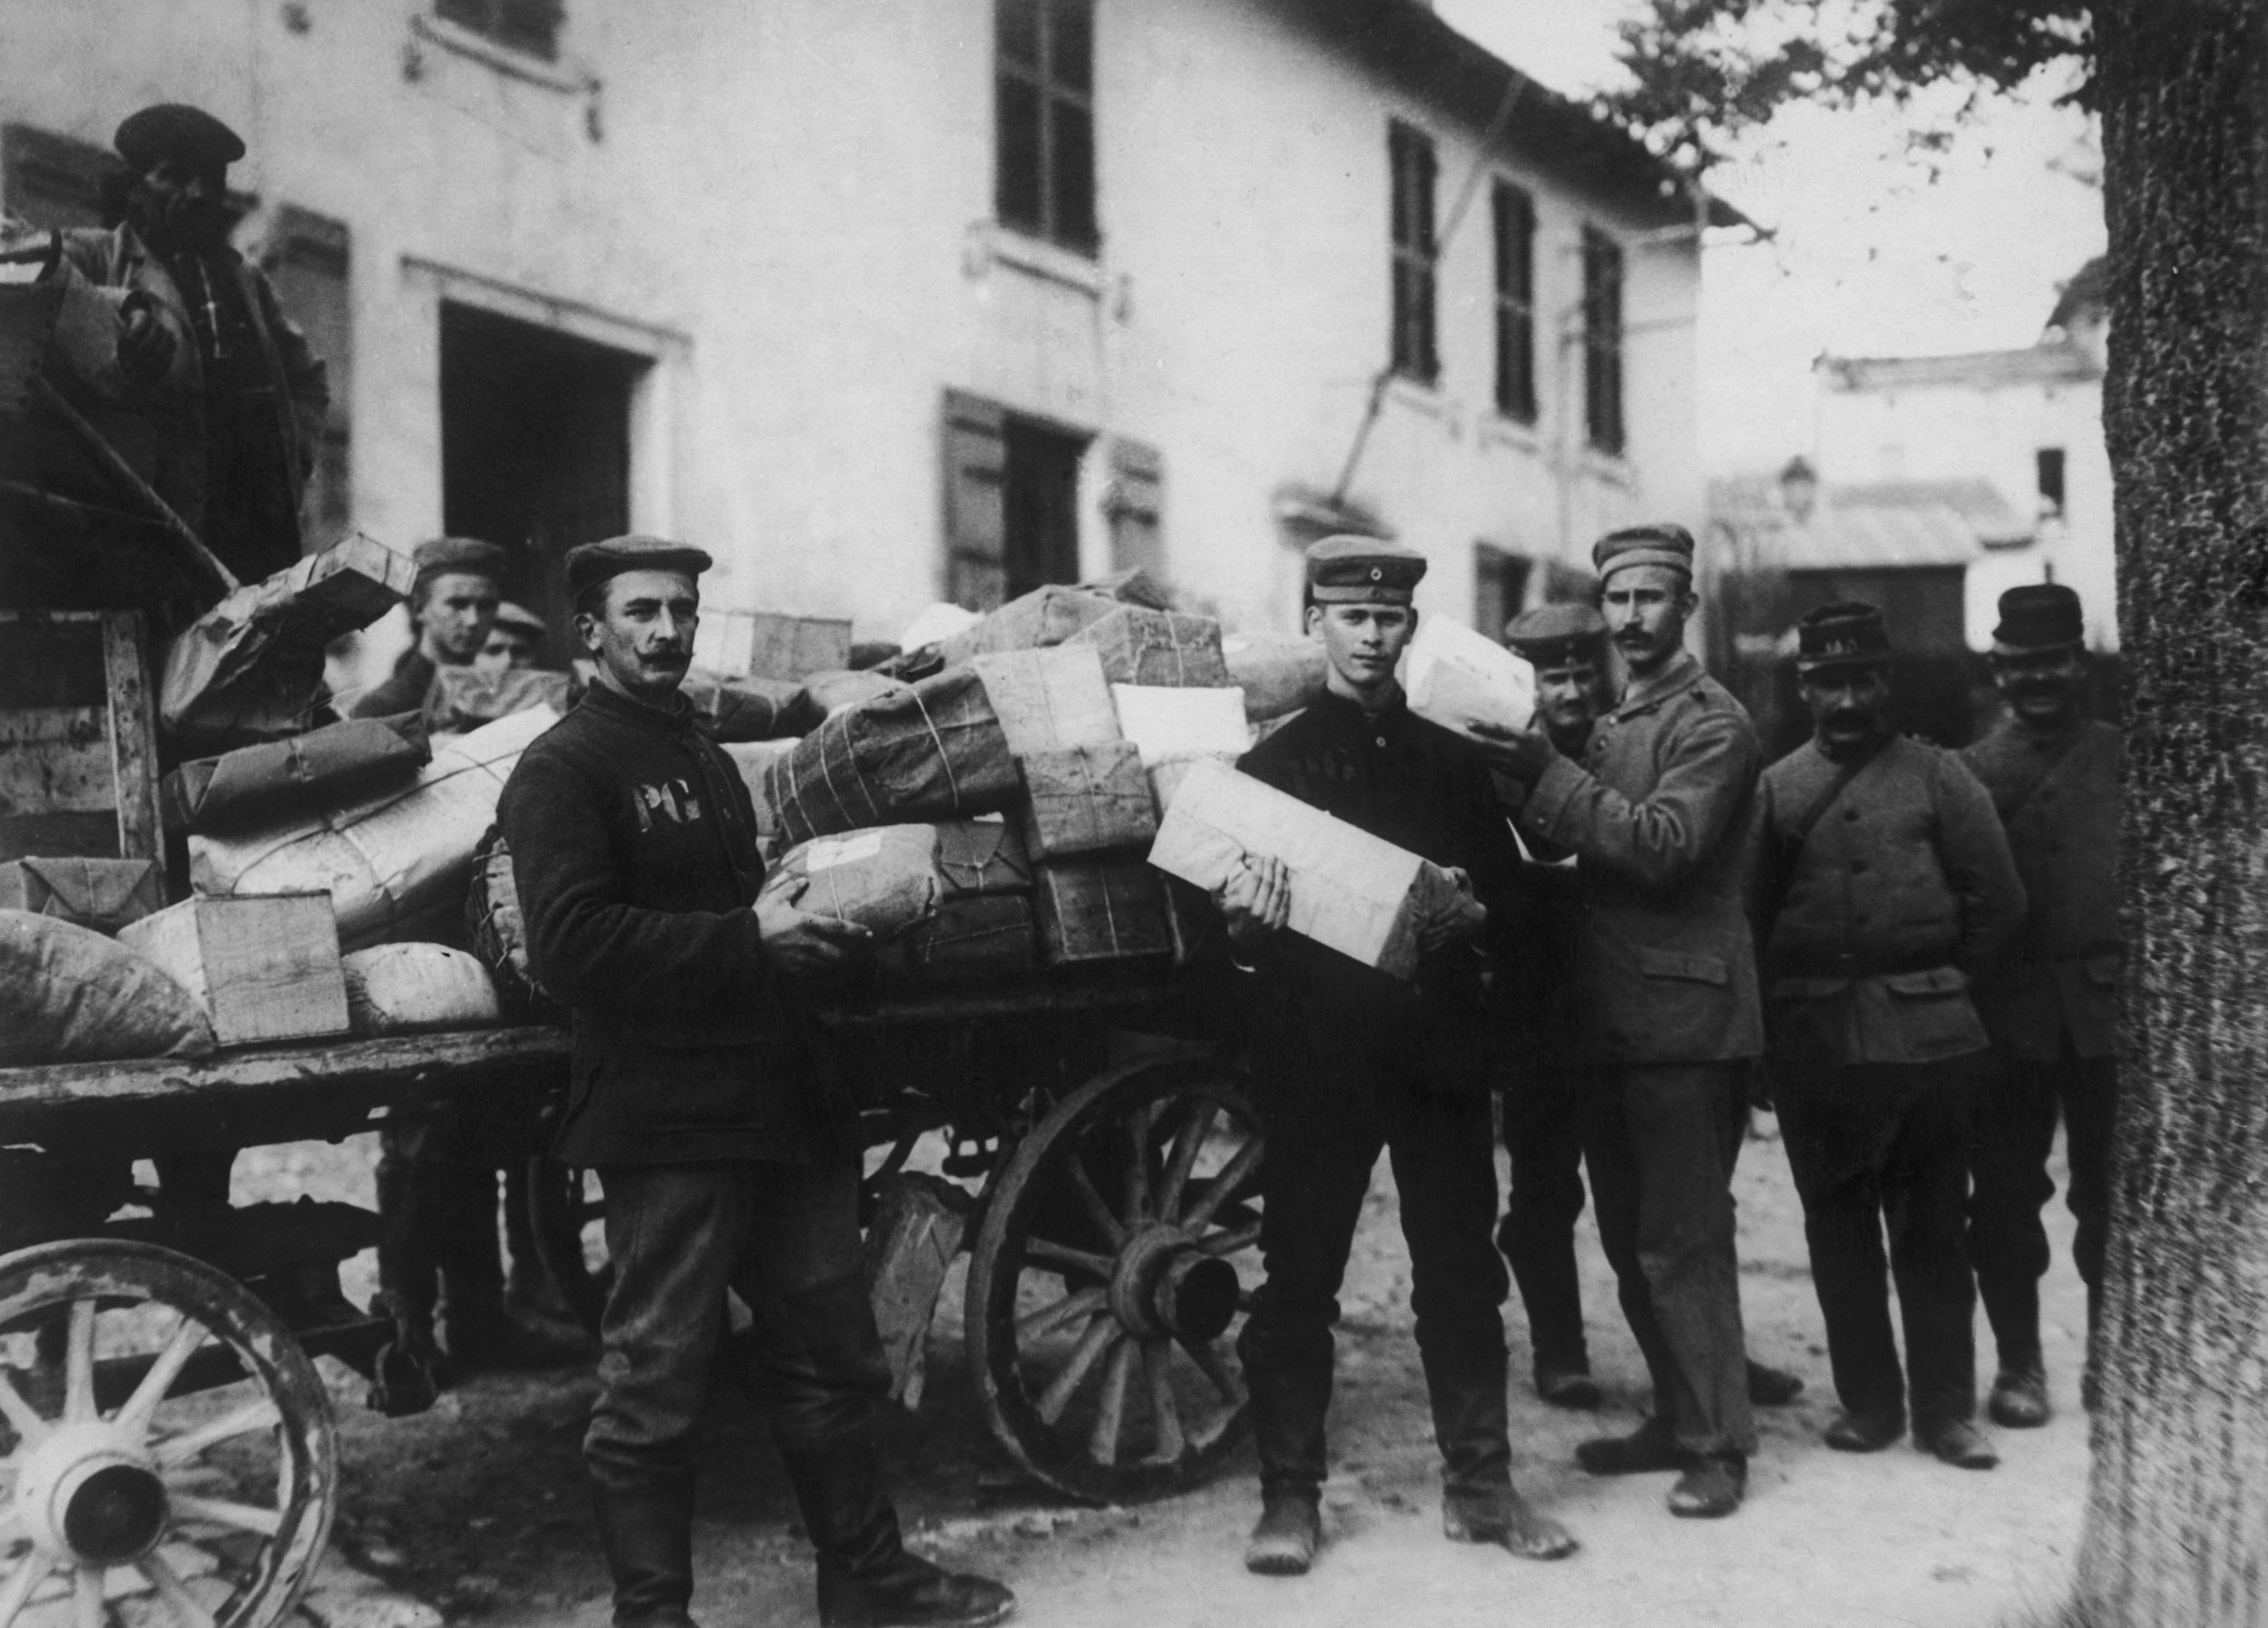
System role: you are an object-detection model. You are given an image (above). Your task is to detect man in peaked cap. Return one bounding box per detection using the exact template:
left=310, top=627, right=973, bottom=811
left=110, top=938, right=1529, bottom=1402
left=476, top=601, right=550, bottom=673
left=1750, top=603, right=2026, bottom=1471
left=45, top=103, right=327, bottom=589
left=1470, top=523, right=1767, bottom=1518
left=350, top=537, right=508, bottom=718
left=1961, top=584, right=2121, bottom=1425
left=1220, top=534, right=1576, bottom=1575
left=498, top=537, right=1013, bottom=1628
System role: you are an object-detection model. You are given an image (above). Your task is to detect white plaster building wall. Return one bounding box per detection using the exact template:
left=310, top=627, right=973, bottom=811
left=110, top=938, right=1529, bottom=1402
left=2, top=0, right=1703, bottom=652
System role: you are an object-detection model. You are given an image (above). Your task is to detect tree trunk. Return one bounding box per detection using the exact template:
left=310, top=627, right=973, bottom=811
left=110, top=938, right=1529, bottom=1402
left=2077, top=4, right=2268, bottom=1623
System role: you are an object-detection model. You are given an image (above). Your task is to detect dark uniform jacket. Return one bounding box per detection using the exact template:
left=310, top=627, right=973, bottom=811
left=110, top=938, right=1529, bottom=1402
left=1752, top=735, right=2026, bottom=1067
left=52, top=221, right=327, bottom=574
left=1517, top=650, right=1764, bottom=1064
left=1236, top=688, right=1520, bottom=1104
left=349, top=648, right=439, bottom=721
left=1961, top=715, right=2122, bottom=1061
left=498, top=682, right=838, bottom=1165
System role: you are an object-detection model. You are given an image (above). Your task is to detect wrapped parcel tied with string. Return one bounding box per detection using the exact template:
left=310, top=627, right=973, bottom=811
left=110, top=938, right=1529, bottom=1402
left=761, top=664, right=1022, bottom=846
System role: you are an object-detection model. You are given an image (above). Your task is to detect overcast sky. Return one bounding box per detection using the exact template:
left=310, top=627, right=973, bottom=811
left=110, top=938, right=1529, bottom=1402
left=1432, top=0, right=2107, bottom=475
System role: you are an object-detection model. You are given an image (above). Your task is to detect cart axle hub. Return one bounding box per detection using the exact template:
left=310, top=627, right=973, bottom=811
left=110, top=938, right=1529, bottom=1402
left=1110, top=1227, right=1240, bottom=1344
left=13, top=1422, right=171, bottom=1564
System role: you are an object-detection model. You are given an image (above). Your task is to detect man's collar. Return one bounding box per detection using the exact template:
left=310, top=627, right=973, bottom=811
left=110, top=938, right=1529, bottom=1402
left=1311, top=683, right=1408, bottom=728
left=583, top=677, right=696, bottom=731
left=1610, top=649, right=1702, bottom=719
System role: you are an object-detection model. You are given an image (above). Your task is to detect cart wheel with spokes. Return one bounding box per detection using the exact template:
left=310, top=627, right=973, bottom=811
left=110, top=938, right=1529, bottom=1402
left=965, top=1051, right=1266, bottom=1505
left=0, top=1239, right=337, bottom=1628
left=524, top=1161, right=610, bottom=1337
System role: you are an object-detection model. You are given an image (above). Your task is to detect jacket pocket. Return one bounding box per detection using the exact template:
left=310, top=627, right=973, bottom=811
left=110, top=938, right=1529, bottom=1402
left=1636, top=946, right=1729, bottom=986
left=1883, top=966, right=1969, bottom=997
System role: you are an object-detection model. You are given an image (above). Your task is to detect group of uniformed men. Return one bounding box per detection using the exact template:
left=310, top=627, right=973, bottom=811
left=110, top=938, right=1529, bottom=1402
left=40, top=100, right=2121, bottom=1628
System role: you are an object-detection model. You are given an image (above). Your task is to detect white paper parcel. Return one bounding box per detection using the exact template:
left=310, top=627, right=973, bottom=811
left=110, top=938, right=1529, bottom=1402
left=1403, top=615, right=1536, bottom=739
left=1145, top=758, right=1455, bottom=980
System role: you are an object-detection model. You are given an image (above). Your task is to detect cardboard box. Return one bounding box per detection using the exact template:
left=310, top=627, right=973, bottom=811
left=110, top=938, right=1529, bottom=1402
left=694, top=610, right=855, bottom=682
left=1014, top=742, right=1158, bottom=861
left=1109, top=685, right=1251, bottom=767
left=939, top=585, right=1120, bottom=663
left=1032, top=855, right=1181, bottom=966
left=934, top=817, right=1031, bottom=897
left=1403, top=616, right=1536, bottom=740
left=120, top=892, right=350, bottom=1045
left=1146, top=758, right=1457, bottom=980
left=973, top=645, right=1121, bottom=754
left=877, top=893, right=1039, bottom=987
left=1068, top=607, right=1229, bottom=687
left=0, top=857, right=164, bottom=933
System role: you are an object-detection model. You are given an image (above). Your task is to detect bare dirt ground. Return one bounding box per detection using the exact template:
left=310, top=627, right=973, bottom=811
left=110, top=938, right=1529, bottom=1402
left=249, top=1114, right=2090, bottom=1628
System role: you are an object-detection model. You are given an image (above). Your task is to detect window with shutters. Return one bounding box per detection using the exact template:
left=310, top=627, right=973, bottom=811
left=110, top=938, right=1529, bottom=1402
left=1389, top=121, right=1438, bottom=386
left=1491, top=182, right=1536, bottom=423
left=2036, top=446, right=2067, bottom=517
left=262, top=208, right=353, bottom=544
left=435, top=0, right=564, bottom=61
left=2, top=125, right=108, bottom=231
left=995, top=0, right=1096, bottom=255
left=940, top=392, right=1090, bottom=610
left=1581, top=226, right=1625, bottom=455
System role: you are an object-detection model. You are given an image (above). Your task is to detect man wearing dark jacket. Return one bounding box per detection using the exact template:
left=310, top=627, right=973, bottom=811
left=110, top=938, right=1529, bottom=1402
left=1225, top=535, right=1575, bottom=1577
left=1751, top=603, right=2026, bottom=1471
left=499, top=535, right=1012, bottom=1628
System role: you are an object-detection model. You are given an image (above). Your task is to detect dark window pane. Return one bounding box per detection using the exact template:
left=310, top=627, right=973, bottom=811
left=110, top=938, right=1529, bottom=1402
left=1050, top=0, right=1092, bottom=93
left=1051, top=100, right=1096, bottom=250
left=998, top=0, right=1041, bottom=67
left=996, top=75, right=1044, bottom=234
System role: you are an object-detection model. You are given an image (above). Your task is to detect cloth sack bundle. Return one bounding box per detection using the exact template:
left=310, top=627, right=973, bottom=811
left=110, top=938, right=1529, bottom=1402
left=762, top=666, right=1019, bottom=846
left=341, top=942, right=503, bottom=1035
left=162, top=713, right=430, bottom=835
left=0, top=908, right=214, bottom=1064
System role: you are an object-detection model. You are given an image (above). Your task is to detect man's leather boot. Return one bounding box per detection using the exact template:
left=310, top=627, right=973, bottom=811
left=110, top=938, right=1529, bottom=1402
left=781, top=1439, right=1015, bottom=1627
left=1244, top=1488, right=1322, bottom=1575
left=1988, top=1356, right=2051, bottom=1427
left=1667, top=1454, right=1745, bottom=1519
left=1442, top=1484, right=1578, bottom=1558
left=1574, top=1415, right=1682, bottom=1476
left=591, top=1475, right=698, bottom=1627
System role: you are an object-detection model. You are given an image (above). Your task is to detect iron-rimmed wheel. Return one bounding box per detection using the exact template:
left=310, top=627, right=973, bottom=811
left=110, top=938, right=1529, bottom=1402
left=965, top=1052, right=1265, bottom=1505
left=0, top=1240, right=336, bottom=1628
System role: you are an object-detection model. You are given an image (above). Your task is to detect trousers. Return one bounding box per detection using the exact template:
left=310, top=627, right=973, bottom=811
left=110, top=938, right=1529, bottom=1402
left=1237, top=1084, right=1511, bottom=1499
left=1582, top=1062, right=1755, bottom=1458
left=1498, top=1064, right=1589, bottom=1377
left=1968, top=1045, right=2116, bottom=1364
left=584, top=1158, right=890, bottom=1488
left=1776, top=1057, right=1979, bottom=1427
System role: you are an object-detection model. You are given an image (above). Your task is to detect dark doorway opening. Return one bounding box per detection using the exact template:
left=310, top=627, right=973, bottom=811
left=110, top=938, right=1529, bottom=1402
left=440, top=302, right=647, bottom=662
left=1002, top=417, right=1087, bottom=600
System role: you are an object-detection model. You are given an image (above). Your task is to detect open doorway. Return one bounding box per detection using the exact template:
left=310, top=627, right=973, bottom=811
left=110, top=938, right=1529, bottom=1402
left=440, top=302, right=648, bottom=662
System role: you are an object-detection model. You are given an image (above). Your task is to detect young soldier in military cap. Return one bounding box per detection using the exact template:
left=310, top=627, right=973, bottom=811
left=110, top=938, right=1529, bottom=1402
left=1960, top=584, right=2121, bottom=1425
left=499, top=536, right=1013, bottom=1628
left=351, top=536, right=508, bottom=717
left=1220, top=534, right=1576, bottom=1574
left=1750, top=603, right=2026, bottom=1470
left=1471, top=523, right=1767, bottom=1518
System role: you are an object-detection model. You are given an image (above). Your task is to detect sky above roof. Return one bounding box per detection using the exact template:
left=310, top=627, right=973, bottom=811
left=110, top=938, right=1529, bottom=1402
left=1432, top=0, right=2107, bottom=475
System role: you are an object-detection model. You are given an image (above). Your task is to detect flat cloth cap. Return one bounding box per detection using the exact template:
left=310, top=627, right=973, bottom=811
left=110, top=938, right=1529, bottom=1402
left=1593, top=523, right=1696, bottom=582
left=413, top=535, right=508, bottom=586
left=1795, top=601, right=1892, bottom=673
left=566, top=534, right=713, bottom=600
left=1504, top=603, right=1608, bottom=666
left=1306, top=534, right=1426, bottom=604
left=1993, top=583, right=2085, bottom=654
left=115, top=104, right=246, bottom=173
left=491, top=602, right=547, bottom=638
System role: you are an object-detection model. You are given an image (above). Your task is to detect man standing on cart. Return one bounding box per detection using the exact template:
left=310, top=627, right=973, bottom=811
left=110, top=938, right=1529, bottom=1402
left=500, top=535, right=1014, bottom=1628
left=1218, top=534, right=1577, bottom=1577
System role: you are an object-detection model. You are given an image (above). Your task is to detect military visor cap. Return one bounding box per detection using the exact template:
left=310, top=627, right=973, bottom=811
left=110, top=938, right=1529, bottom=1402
left=1593, top=523, right=1696, bottom=582
left=412, top=535, right=508, bottom=587
left=1504, top=602, right=1608, bottom=668
left=566, top=534, right=714, bottom=600
left=114, top=104, right=246, bottom=173
left=1992, top=583, right=2085, bottom=655
left=1794, top=601, right=1892, bottom=674
left=1306, top=534, right=1426, bottom=604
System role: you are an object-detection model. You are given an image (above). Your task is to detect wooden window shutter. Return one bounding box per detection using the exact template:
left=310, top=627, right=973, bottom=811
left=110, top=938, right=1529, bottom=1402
left=1104, top=436, right=1163, bottom=577
left=943, top=390, right=1009, bottom=610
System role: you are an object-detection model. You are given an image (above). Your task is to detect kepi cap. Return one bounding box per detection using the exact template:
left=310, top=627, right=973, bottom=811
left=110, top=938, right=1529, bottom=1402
left=491, top=602, right=547, bottom=639
left=566, top=534, right=714, bottom=601
left=1992, top=583, right=2085, bottom=655
left=1503, top=603, right=1608, bottom=668
left=1305, top=534, right=1426, bottom=604
left=1593, top=523, right=1696, bottom=583
left=114, top=104, right=246, bottom=173
left=1794, top=601, right=1892, bottom=674
left=412, top=535, right=508, bottom=587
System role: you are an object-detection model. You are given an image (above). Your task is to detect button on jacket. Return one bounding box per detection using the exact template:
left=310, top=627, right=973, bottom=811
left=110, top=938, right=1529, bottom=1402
left=498, top=682, right=839, bottom=1165
left=1754, top=736, right=2026, bottom=1066
left=1961, top=717, right=2122, bottom=1062
left=1519, top=650, right=1764, bottom=1064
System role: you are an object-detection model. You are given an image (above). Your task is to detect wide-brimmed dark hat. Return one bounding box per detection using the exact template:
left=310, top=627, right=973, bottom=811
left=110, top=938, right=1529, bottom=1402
left=1794, top=601, right=1892, bottom=674
left=1992, top=583, right=2085, bottom=655
left=114, top=104, right=246, bottom=173
left=1504, top=603, right=1608, bottom=668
